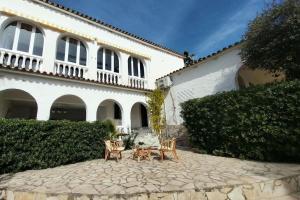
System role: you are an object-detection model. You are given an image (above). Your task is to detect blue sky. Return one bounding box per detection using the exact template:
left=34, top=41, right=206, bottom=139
left=52, top=0, right=270, bottom=58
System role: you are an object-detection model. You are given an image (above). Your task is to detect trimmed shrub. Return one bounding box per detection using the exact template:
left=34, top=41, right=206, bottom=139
left=181, top=80, right=300, bottom=162
left=0, top=119, right=112, bottom=174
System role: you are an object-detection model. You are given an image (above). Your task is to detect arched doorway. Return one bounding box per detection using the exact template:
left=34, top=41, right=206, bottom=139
left=131, top=103, right=148, bottom=130
left=97, top=99, right=123, bottom=127
left=50, top=95, right=86, bottom=121
left=0, top=89, right=37, bottom=119
left=236, top=65, right=285, bottom=89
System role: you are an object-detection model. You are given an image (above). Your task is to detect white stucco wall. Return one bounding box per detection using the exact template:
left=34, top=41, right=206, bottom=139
left=131, top=103, right=142, bottom=129
left=0, top=0, right=184, bottom=89
left=0, top=70, right=149, bottom=131
left=164, top=46, right=243, bottom=125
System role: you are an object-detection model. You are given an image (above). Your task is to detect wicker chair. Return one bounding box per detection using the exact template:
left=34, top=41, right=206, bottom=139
left=104, top=140, right=125, bottom=161
left=159, top=138, right=179, bottom=160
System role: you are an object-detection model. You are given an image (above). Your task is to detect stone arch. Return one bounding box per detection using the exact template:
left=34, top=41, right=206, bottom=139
left=0, top=88, right=38, bottom=119
left=236, top=65, right=285, bottom=89
left=97, top=99, right=123, bottom=126
left=50, top=94, right=86, bottom=121
left=130, top=102, right=149, bottom=130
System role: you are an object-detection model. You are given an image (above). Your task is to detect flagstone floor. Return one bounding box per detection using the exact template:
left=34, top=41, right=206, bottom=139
left=1, top=150, right=300, bottom=200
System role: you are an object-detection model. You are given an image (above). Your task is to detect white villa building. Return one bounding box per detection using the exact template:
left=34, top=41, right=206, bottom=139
left=0, top=0, right=184, bottom=132
left=0, top=0, right=284, bottom=134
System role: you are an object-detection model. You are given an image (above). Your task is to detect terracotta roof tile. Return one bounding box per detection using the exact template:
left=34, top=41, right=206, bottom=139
left=34, top=0, right=183, bottom=58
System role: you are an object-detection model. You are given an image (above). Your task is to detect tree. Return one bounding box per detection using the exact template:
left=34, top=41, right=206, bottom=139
left=147, top=89, right=165, bottom=136
left=241, top=0, right=300, bottom=80
left=183, top=51, right=195, bottom=66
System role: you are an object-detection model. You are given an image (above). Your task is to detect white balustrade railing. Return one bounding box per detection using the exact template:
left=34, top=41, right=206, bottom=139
left=54, top=60, right=88, bottom=79
left=0, top=48, right=150, bottom=89
left=0, top=48, right=43, bottom=71
left=97, top=69, right=121, bottom=84
left=128, top=76, right=147, bottom=89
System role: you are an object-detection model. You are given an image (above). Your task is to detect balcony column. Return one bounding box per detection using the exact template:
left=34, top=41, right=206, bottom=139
left=85, top=99, right=98, bottom=122
left=86, top=40, right=98, bottom=81
left=122, top=105, right=132, bottom=133
left=42, top=29, right=59, bottom=73
left=36, top=97, right=52, bottom=121
left=120, top=52, right=129, bottom=86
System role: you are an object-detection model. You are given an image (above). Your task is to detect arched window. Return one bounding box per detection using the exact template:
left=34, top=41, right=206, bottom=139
left=56, top=36, right=87, bottom=66
left=128, top=56, right=145, bottom=78
left=97, top=48, right=119, bottom=73
left=0, top=21, right=44, bottom=56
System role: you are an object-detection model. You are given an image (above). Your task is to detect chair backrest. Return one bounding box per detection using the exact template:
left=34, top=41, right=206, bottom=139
left=161, top=138, right=176, bottom=150
left=170, top=138, right=176, bottom=150
left=106, top=140, right=124, bottom=151
left=104, top=140, right=112, bottom=151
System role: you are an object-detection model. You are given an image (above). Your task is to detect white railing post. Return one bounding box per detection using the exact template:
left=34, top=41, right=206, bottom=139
left=14, top=55, right=19, bottom=67
left=0, top=51, right=4, bottom=64
left=128, top=76, right=146, bottom=89
left=54, top=60, right=88, bottom=79
left=0, top=48, right=43, bottom=71
left=96, top=69, right=121, bottom=84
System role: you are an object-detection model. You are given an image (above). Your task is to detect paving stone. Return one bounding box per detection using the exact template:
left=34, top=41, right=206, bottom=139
left=190, top=191, right=207, bottom=200
left=206, top=190, right=227, bottom=200
left=73, top=195, right=90, bottom=200
left=144, top=184, right=159, bottom=192
left=0, top=150, right=300, bottom=199
left=13, top=192, right=35, bottom=200
left=72, top=184, right=97, bottom=195
left=220, top=187, right=233, bottom=194
left=177, top=191, right=192, bottom=200
left=6, top=190, right=14, bottom=200
left=227, top=187, right=245, bottom=200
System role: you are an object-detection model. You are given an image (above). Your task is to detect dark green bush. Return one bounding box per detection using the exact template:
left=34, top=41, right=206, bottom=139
left=0, top=119, right=112, bottom=174
left=181, top=80, right=300, bottom=162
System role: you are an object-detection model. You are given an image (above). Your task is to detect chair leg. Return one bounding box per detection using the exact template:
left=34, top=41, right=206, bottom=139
left=173, top=150, right=179, bottom=160
left=105, top=149, right=108, bottom=161
left=160, top=151, right=164, bottom=161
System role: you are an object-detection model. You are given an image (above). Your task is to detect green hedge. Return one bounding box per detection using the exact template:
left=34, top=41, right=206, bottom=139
left=0, top=119, right=112, bottom=174
left=181, top=80, right=300, bottom=162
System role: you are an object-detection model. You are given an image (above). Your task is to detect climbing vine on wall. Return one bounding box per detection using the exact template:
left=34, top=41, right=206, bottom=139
left=147, top=88, right=165, bottom=136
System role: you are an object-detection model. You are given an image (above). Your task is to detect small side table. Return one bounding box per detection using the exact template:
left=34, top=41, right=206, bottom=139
left=133, top=146, right=152, bottom=162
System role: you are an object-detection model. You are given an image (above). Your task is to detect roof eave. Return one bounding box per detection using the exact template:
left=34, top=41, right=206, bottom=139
left=156, top=41, right=243, bottom=80
left=31, top=0, right=184, bottom=58
left=0, top=65, right=152, bottom=93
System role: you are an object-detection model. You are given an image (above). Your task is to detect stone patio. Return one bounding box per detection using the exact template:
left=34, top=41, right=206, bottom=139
left=0, top=150, right=300, bottom=200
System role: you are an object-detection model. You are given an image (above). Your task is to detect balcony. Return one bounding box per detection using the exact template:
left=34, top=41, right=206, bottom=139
left=0, top=48, right=43, bottom=72
left=97, top=69, right=121, bottom=84
left=0, top=49, right=149, bottom=89
left=128, top=76, right=147, bottom=89
left=54, top=60, right=88, bottom=79
left=0, top=20, right=150, bottom=90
